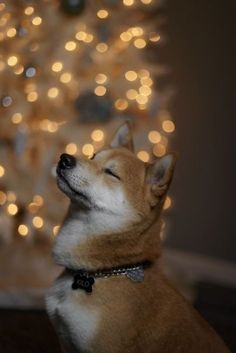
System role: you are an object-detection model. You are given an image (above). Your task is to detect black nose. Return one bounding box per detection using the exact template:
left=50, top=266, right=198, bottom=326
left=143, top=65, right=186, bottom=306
left=59, top=153, right=76, bottom=169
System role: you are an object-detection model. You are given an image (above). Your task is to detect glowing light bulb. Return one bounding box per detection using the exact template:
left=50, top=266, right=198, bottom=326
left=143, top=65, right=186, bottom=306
left=120, top=32, right=132, bottom=42
left=60, top=72, right=72, bottom=83
left=75, top=31, right=86, bottom=41
left=96, top=42, right=108, bottom=53
left=162, top=120, right=175, bottom=133
left=65, top=41, right=77, bottom=51
left=7, top=203, right=18, bottom=215
left=32, top=16, right=42, bottom=26
left=153, top=144, right=166, bottom=157
left=148, top=131, right=161, bottom=144
left=134, top=38, right=146, bottom=49
left=82, top=144, right=94, bottom=157
left=27, top=91, right=38, bottom=102
left=137, top=151, right=150, bottom=162
left=126, top=89, right=138, bottom=100
left=139, top=85, right=152, bottom=96
left=149, top=32, right=160, bottom=42
left=65, top=143, right=77, bottom=155
left=141, top=0, right=152, bottom=4
left=91, top=129, right=104, bottom=142
left=24, top=6, right=34, bottom=15
left=123, top=0, right=134, bottom=6
left=33, top=195, right=44, bottom=206
left=125, top=70, right=137, bottom=81
left=94, top=85, right=106, bottom=96
left=7, top=27, right=16, bottom=38
left=0, top=165, right=5, bottom=177
left=115, top=99, right=128, bottom=111
left=51, top=61, right=63, bottom=72
left=0, top=191, right=7, bottom=205
left=97, top=9, right=109, bottom=19
left=32, top=216, right=44, bottom=229
left=47, top=87, right=59, bottom=98
left=11, top=113, right=23, bottom=124
left=7, top=56, right=18, bottom=66
left=95, top=73, right=107, bottom=84
left=18, top=224, right=29, bottom=236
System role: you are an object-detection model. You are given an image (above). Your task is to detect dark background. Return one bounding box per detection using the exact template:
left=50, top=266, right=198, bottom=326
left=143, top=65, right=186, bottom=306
left=163, top=0, right=236, bottom=263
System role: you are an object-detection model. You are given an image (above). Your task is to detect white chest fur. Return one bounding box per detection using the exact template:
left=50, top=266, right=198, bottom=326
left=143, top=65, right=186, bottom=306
left=46, top=273, right=98, bottom=353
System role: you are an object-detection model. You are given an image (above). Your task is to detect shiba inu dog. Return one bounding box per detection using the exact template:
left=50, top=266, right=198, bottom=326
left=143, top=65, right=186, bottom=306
left=46, top=122, right=230, bottom=353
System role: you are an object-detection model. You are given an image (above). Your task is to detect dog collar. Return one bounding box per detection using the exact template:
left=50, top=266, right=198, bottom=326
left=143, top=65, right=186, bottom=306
left=67, top=261, right=151, bottom=294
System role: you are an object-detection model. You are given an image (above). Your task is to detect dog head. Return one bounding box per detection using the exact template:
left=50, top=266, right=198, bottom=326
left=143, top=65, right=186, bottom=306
left=56, top=122, right=176, bottom=230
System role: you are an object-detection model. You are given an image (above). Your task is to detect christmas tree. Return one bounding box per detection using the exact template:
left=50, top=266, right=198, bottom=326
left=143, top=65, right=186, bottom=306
left=0, top=0, right=175, bottom=296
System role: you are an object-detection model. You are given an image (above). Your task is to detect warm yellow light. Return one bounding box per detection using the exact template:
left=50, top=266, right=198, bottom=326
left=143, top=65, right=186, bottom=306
left=140, top=77, right=153, bottom=86
left=136, top=94, right=148, bottom=104
left=153, top=143, right=166, bottom=157
left=25, top=83, right=36, bottom=93
left=130, top=27, right=143, bottom=36
left=32, top=216, right=44, bottom=229
left=0, top=3, right=6, bottom=11
left=115, top=99, right=128, bottom=111
left=134, top=38, right=146, bottom=49
left=164, top=196, right=172, bottom=210
left=24, top=6, right=34, bottom=15
left=52, top=61, right=63, bottom=72
left=18, top=224, right=29, bottom=236
left=53, top=225, right=60, bottom=236
left=65, top=41, right=77, bottom=51
left=94, top=85, right=107, bottom=96
left=75, top=31, right=86, bottom=41
left=137, top=151, right=150, bottom=162
left=0, top=165, right=5, bottom=177
left=60, top=72, right=72, bottom=83
left=138, top=69, right=150, bottom=78
left=28, top=202, right=39, bottom=214
left=95, top=73, right=107, bottom=84
left=123, top=0, right=134, bottom=6
left=33, top=195, right=44, bottom=206
left=149, top=32, right=160, bottom=42
left=138, top=103, right=147, bottom=110
left=120, top=32, right=132, bottom=42
left=32, top=16, right=42, bottom=26
left=14, top=65, right=24, bottom=75
left=7, top=56, right=18, bottom=66
left=139, top=85, right=152, bottom=96
left=48, top=121, right=58, bottom=133
left=11, top=113, right=23, bottom=124
left=97, top=9, right=109, bottom=19
left=82, top=144, right=94, bottom=157
left=125, top=70, right=137, bottom=81
left=7, top=191, right=16, bottom=202
left=0, top=191, right=7, bottom=205
left=162, top=120, right=175, bottom=133
left=84, top=33, right=93, bottom=43
left=141, top=0, right=152, bottom=4
left=27, top=91, right=38, bottom=102
left=91, top=129, right=104, bottom=142
left=65, top=143, right=78, bottom=155
left=148, top=131, right=161, bottom=144
left=7, top=203, right=18, bottom=216
left=126, top=89, right=138, bottom=100
left=47, top=87, right=59, bottom=98
left=7, top=27, right=16, bottom=38
left=96, top=42, right=108, bottom=53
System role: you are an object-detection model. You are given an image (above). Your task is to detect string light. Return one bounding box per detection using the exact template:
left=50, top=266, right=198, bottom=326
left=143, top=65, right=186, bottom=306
left=0, top=165, right=5, bottom=177
left=7, top=56, right=18, bottom=66
left=7, top=191, right=16, bottom=202
left=123, top=0, right=135, bottom=6
left=153, top=143, right=166, bottom=157
left=162, top=120, right=175, bottom=133
left=7, top=28, right=17, bottom=38
left=137, top=151, right=150, bottom=162
left=139, top=85, right=152, bottom=96
left=84, top=33, right=93, bottom=43
left=129, top=27, right=143, bottom=36
left=65, top=143, right=77, bottom=155
left=32, top=16, right=42, bottom=26
left=97, top=9, right=109, bottom=19
left=7, top=203, right=18, bottom=216
left=14, top=65, right=24, bottom=75
left=51, top=61, right=63, bottom=72
left=126, top=89, right=138, bottom=100
left=24, top=6, right=34, bottom=15
left=125, top=70, right=137, bottom=81
left=94, top=85, right=106, bottom=96
left=91, top=129, right=104, bottom=142
left=136, top=94, right=148, bottom=104
left=28, top=202, right=39, bottom=214
left=138, top=69, right=150, bottom=78
left=65, top=41, right=77, bottom=51
left=148, top=131, right=161, bottom=144
left=134, top=38, right=146, bottom=49
left=115, top=99, right=128, bottom=110
left=75, top=31, right=86, bottom=41
left=96, top=42, right=108, bottom=53
left=47, top=87, right=59, bottom=98
left=141, top=0, right=152, bottom=4
left=95, top=73, right=107, bottom=84
left=0, top=191, right=7, bottom=205
left=18, top=224, right=29, bottom=236
left=82, top=144, right=94, bottom=157
left=120, top=32, right=132, bottom=42
left=32, top=216, right=44, bottom=229
left=33, top=195, right=44, bottom=206
left=11, top=113, right=23, bottom=124
left=27, top=91, right=38, bottom=102
left=149, top=32, right=160, bottom=42
left=60, top=72, right=72, bottom=83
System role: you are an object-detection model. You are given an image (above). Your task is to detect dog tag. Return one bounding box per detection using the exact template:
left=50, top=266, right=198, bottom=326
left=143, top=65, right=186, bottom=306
left=72, top=272, right=95, bottom=293
left=126, top=267, right=144, bottom=283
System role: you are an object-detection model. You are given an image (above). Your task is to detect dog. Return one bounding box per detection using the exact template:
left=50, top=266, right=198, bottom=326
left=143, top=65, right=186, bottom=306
left=46, top=122, right=230, bottom=353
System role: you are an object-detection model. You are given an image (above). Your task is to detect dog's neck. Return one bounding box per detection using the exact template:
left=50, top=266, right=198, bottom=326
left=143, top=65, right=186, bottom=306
left=53, top=202, right=163, bottom=271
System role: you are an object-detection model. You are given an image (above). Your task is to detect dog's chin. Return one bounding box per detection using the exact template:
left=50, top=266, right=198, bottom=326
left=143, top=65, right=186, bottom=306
left=56, top=174, right=91, bottom=209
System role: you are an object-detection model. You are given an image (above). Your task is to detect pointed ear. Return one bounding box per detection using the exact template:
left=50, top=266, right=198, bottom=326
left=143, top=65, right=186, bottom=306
left=110, top=122, right=134, bottom=151
left=147, top=153, right=177, bottom=207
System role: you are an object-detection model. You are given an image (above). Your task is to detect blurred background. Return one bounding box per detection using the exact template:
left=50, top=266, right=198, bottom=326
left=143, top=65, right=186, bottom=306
left=0, top=0, right=235, bottom=352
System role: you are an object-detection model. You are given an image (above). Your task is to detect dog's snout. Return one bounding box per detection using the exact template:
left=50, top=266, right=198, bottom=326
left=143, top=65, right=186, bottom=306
left=59, top=153, right=76, bottom=169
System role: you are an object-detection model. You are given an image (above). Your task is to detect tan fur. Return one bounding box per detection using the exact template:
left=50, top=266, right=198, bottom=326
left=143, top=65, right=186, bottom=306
left=47, top=123, right=231, bottom=353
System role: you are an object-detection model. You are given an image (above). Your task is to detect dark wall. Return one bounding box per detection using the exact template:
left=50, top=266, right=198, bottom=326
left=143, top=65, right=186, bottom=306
left=163, top=0, right=236, bottom=262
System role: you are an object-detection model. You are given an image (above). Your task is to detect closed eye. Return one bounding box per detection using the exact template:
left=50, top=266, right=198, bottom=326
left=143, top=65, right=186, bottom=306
left=104, top=168, right=121, bottom=180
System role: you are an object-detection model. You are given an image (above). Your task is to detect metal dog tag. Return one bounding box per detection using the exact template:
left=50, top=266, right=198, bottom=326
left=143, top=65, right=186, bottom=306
left=126, top=267, right=144, bottom=283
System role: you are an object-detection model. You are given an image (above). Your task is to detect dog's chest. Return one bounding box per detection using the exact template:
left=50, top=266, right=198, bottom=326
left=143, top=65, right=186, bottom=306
left=46, top=276, right=98, bottom=352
